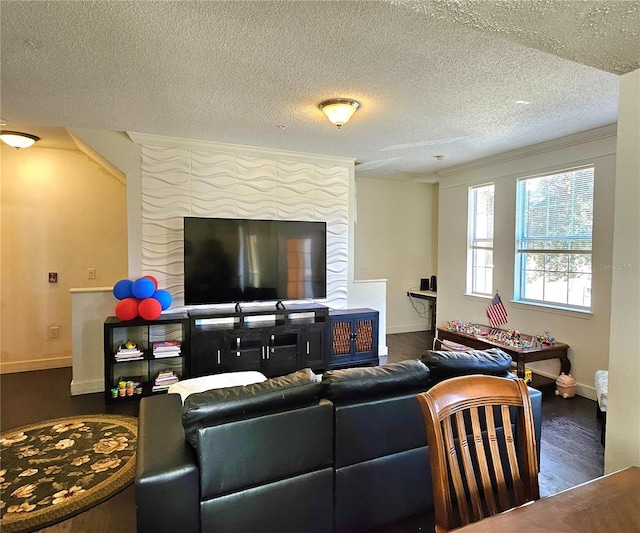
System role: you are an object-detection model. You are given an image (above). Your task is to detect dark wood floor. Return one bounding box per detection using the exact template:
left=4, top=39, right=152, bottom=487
left=1, top=331, right=603, bottom=532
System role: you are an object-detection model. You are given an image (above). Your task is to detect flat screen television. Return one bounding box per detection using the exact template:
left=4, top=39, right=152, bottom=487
left=184, top=217, right=327, bottom=306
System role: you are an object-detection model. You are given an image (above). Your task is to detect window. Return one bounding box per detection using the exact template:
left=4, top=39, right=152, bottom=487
left=467, top=183, right=494, bottom=296
left=515, top=166, right=594, bottom=310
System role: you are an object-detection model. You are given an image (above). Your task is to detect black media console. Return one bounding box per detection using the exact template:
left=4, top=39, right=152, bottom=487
left=190, top=303, right=330, bottom=378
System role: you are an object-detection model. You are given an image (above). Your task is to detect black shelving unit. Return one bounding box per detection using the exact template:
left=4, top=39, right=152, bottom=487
left=103, top=312, right=190, bottom=403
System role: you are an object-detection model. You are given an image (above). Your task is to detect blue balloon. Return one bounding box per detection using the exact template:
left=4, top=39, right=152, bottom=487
left=113, top=279, right=133, bottom=300
left=132, top=277, right=155, bottom=299
left=153, top=289, right=173, bottom=311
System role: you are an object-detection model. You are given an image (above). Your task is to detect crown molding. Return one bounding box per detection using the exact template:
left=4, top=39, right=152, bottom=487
left=435, top=124, right=618, bottom=179
left=127, top=131, right=356, bottom=166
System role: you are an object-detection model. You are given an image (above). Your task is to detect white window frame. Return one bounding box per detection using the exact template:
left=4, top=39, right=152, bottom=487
left=467, top=183, right=495, bottom=297
left=514, top=165, right=594, bottom=311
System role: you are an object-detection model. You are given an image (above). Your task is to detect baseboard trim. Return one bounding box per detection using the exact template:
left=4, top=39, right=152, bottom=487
left=0, top=357, right=72, bottom=374
left=70, top=379, right=104, bottom=396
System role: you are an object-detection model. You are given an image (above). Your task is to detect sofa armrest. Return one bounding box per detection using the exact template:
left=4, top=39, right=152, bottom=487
left=136, top=393, right=200, bottom=533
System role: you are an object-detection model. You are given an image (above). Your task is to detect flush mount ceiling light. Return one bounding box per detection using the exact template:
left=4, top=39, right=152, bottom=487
left=0, top=131, right=40, bottom=149
left=318, top=99, right=360, bottom=128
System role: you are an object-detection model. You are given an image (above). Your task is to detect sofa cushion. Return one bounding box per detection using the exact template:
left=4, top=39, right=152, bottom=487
left=182, top=368, right=321, bottom=447
left=321, top=360, right=430, bottom=402
left=422, top=347, right=511, bottom=378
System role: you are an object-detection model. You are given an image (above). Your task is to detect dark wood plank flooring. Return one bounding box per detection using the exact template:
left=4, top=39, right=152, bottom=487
left=1, top=331, right=603, bottom=532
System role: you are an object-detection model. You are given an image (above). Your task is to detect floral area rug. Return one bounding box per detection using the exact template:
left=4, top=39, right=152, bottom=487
left=0, top=414, right=137, bottom=533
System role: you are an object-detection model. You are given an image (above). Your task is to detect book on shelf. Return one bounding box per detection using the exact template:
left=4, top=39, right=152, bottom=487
left=153, top=348, right=181, bottom=358
left=152, top=340, right=181, bottom=349
left=115, top=354, right=144, bottom=361
left=116, top=342, right=143, bottom=354
left=155, top=368, right=176, bottom=378
left=152, top=340, right=182, bottom=358
left=115, top=343, right=144, bottom=361
left=154, top=375, right=179, bottom=383
left=152, top=368, right=179, bottom=391
left=153, top=352, right=180, bottom=359
left=118, top=349, right=143, bottom=355
left=152, top=380, right=179, bottom=391
left=152, top=382, right=178, bottom=389
left=117, top=345, right=142, bottom=352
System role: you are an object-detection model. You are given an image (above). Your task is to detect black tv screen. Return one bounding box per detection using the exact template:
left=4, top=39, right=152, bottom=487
left=184, top=217, right=327, bottom=305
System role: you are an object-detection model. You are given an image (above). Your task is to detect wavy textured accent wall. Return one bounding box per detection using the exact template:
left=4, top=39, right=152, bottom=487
left=139, top=144, right=350, bottom=308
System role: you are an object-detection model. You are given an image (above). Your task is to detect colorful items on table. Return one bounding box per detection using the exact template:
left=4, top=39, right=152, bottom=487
left=446, top=321, right=482, bottom=336
left=446, top=320, right=557, bottom=350
left=112, top=275, right=173, bottom=321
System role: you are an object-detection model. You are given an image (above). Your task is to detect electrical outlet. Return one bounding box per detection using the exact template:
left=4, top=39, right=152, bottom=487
left=87, top=268, right=96, bottom=280
left=49, top=326, right=59, bottom=339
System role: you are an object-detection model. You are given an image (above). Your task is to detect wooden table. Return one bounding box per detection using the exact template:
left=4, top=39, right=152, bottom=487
left=456, top=467, right=640, bottom=532
left=407, top=290, right=437, bottom=334
left=436, top=326, right=570, bottom=379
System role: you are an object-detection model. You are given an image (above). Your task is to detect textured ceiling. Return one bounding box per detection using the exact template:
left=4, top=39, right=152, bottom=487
left=1, top=1, right=638, bottom=180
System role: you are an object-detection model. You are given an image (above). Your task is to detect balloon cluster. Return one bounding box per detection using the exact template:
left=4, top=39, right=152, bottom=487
left=112, top=276, right=172, bottom=321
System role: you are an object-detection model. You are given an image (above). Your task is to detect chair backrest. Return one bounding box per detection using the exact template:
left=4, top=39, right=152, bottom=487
left=417, top=375, right=539, bottom=532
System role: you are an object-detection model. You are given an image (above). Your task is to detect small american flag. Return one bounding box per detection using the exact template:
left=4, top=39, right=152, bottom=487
left=486, top=293, right=508, bottom=328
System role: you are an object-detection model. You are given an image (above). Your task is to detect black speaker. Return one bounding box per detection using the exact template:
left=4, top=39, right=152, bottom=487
left=430, top=275, right=437, bottom=292
left=420, top=278, right=430, bottom=291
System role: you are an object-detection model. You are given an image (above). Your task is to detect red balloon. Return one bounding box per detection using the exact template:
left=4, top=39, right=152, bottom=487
left=138, top=297, right=162, bottom=320
left=143, top=275, right=159, bottom=290
left=115, top=298, right=139, bottom=321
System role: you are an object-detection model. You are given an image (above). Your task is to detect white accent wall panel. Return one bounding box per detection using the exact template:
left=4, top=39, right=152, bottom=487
left=137, top=139, right=351, bottom=308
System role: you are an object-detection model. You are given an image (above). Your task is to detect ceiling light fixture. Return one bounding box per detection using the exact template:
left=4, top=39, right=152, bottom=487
left=319, top=99, right=360, bottom=128
left=0, top=131, right=40, bottom=149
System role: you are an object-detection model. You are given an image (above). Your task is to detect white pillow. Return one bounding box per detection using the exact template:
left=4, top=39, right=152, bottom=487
left=168, top=371, right=267, bottom=403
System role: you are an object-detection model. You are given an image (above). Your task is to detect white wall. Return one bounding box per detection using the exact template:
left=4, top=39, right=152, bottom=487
left=605, top=68, right=640, bottom=473
left=0, top=143, right=128, bottom=373
left=354, top=177, right=438, bottom=333
left=129, top=133, right=354, bottom=310
left=69, top=288, right=114, bottom=394
left=436, top=125, right=617, bottom=399
left=68, top=128, right=142, bottom=277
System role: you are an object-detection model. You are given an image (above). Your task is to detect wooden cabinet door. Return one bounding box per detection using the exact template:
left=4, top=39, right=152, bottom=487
left=354, top=317, right=376, bottom=355
left=262, top=329, right=300, bottom=377
left=190, top=329, right=226, bottom=377
left=302, top=323, right=327, bottom=372
left=227, top=330, right=263, bottom=373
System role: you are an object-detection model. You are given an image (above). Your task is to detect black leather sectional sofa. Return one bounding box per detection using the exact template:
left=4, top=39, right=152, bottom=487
left=136, top=349, right=543, bottom=533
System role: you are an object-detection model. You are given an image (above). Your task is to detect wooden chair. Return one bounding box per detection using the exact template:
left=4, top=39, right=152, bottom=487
left=417, top=375, right=539, bottom=532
